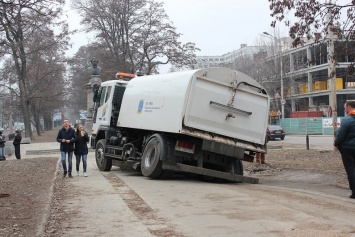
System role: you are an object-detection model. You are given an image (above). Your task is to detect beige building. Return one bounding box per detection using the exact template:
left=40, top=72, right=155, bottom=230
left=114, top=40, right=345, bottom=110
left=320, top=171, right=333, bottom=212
left=194, top=44, right=270, bottom=69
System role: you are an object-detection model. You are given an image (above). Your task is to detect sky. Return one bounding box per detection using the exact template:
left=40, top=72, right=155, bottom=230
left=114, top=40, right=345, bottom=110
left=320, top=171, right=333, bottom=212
left=161, top=0, right=283, bottom=56
left=64, top=0, right=289, bottom=72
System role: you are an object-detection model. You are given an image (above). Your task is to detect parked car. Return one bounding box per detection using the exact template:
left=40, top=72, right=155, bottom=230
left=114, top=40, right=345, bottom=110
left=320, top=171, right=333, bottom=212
left=267, top=125, right=286, bottom=140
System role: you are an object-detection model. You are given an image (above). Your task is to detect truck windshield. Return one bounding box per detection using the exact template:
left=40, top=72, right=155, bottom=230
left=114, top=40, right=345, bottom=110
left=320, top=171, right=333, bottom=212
left=99, top=87, right=107, bottom=107
left=105, top=86, right=112, bottom=103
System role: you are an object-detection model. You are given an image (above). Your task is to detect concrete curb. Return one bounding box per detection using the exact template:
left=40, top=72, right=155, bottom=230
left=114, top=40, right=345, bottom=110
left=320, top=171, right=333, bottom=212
left=36, top=158, right=61, bottom=237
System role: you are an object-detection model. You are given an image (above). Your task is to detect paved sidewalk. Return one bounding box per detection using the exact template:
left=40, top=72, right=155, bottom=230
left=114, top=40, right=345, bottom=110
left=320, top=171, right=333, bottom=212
left=4, top=142, right=59, bottom=160
left=54, top=152, right=155, bottom=236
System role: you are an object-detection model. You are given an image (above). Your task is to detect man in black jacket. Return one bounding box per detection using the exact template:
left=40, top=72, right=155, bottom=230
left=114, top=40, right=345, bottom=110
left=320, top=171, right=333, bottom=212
left=334, top=100, right=355, bottom=198
left=56, top=119, right=76, bottom=177
left=13, top=130, right=22, bottom=159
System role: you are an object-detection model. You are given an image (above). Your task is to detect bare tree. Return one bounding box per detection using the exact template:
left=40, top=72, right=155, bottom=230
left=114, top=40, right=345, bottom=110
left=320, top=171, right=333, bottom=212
left=0, top=0, right=69, bottom=138
left=269, top=0, right=355, bottom=45
left=73, top=0, right=199, bottom=75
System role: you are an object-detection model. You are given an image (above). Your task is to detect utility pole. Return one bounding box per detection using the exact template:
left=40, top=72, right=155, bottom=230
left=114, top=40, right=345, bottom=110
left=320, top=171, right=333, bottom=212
left=280, top=43, right=284, bottom=119
left=327, top=8, right=337, bottom=139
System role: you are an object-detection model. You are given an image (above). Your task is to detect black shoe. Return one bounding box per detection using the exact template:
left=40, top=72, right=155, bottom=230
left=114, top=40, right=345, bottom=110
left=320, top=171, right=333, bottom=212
left=349, top=194, right=355, bottom=199
left=63, top=171, right=67, bottom=177
left=68, top=173, right=73, bottom=178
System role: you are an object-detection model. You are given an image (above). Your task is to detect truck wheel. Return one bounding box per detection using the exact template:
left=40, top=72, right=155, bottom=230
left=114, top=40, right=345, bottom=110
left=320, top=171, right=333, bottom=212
left=232, top=160, right=243, bottom=176
left=141, top=135, right=165, bottom=178
left=95, top=140, right=112, bottom=171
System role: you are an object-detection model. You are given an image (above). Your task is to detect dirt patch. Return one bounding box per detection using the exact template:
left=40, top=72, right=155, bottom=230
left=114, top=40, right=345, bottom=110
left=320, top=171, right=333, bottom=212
left=31, top=129, right=60, bottom=144
left=244, top=149, right=348, bottom=189
left=0, top=157, right=58, bottom=237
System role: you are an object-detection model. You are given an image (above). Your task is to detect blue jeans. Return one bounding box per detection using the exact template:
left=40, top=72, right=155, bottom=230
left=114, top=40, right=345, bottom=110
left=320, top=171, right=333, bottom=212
left=61, top=151, right=73, bottom=174
left=76, top=154, right=87, bottom=172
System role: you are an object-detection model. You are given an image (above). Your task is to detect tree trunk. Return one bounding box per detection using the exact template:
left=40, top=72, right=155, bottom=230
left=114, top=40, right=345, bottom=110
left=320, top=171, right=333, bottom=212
left=43, top=113, right=53, bottom=131
left=19, top=80, right=33, bottom=139
left=31, top=102, right=42, bottom=136
left=34, top=113, right=42, bottom=136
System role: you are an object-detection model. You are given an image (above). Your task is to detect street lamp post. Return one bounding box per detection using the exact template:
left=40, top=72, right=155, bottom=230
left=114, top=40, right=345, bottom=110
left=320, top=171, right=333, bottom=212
left=263, top=32, right=284, bottom=119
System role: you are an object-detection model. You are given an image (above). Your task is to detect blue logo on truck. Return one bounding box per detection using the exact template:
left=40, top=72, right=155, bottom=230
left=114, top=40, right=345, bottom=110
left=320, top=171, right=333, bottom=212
left=137, top=99, right=144, bottom=114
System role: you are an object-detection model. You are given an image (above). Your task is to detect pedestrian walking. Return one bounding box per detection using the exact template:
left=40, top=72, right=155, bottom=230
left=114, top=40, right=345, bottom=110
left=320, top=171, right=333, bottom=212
left=74, top=124, right=89, bottom=177
left=13, top=130, right=22, bottom=159
left=57, top=119, right=76, bottom=177
left=334, top=100, right=355, bottom=199
left=0, top=131, right=6, bottom=161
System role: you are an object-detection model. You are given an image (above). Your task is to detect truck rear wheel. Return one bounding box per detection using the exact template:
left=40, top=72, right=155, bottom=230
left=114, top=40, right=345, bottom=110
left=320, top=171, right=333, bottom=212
left=141, top=135, right=165, bottom=178
left=231, top=160, right=243, bottom=176
left=96, top=140, right=112, bottom=171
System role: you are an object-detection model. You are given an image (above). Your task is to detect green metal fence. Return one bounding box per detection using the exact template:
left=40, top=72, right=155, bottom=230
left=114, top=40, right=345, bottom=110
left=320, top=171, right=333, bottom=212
left=280, top=117, right=343, bottom=135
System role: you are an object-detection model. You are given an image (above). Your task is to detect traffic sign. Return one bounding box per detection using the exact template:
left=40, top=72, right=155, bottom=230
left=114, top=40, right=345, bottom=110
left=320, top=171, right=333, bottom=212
left=281, top=99, right=286, bottom=105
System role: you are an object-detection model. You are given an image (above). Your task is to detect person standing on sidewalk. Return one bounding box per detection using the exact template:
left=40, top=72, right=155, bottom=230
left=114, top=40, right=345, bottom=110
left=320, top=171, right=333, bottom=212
left=0, top=131, right=6, bottom=161
left=334, top=100, right=355, bottom=199
left=74, top=124, right=89, bottom=177
left=13, top=130, right=22, bottom=159
left=57, top=119, right=76, bottom=177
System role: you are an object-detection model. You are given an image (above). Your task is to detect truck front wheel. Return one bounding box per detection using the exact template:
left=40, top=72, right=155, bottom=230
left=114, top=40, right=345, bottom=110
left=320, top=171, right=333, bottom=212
left=141, top=135, right=165, bottom=178
left=95, top=140, right=112, bottom=171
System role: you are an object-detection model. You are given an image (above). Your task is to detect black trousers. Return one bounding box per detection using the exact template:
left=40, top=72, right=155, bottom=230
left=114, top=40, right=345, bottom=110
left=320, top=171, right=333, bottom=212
left=14, top=145, right=21, bottom=159
left=340, top=148, right=355, bottom=194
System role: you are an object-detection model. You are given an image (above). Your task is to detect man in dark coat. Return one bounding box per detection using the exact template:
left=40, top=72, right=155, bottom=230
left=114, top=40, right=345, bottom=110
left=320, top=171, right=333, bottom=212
left=334, top=100, right=355, bottom=199
left=56, top=119, right=76, bottom=177
left=13, top=130, right=22, bottom=159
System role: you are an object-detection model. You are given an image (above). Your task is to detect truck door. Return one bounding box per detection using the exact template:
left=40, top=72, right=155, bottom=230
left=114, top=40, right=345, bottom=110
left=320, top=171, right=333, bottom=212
left=93, top=86, right=113, bottom=128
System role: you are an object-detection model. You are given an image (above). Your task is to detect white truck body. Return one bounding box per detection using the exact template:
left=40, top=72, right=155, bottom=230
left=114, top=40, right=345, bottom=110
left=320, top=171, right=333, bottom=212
left=118, top=68, right=269, bottom=145
left=91, top=67, right=269, bottom=183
